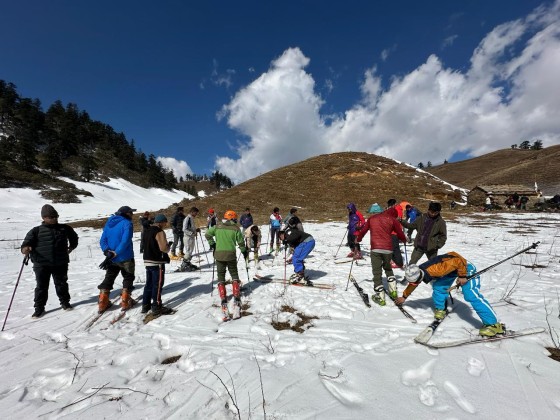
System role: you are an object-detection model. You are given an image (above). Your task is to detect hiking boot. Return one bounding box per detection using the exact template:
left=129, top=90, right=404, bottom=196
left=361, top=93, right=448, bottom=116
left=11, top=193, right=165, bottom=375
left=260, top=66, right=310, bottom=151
left=32, top=307, right=45, bottom=319
left=434, top=309, right=447, bottom=320
left=152, top=305, right=174, bottom=316
left=141, top=304, right=151, bottom=314
left=479, top=323, right=505, bottom=337
left=98, top=289, right=111, bottom=313
left=121, top=289, right=133, bottom=310
left=60, top=302, right=73, bottom=311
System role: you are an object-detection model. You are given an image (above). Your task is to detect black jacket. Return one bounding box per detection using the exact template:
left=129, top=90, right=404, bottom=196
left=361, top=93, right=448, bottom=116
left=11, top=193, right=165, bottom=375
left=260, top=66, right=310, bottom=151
left=282, top=227, right=313, bottom=248
left=171, top=212, right=186, bottom=234
left=21, top=223, right=79, bottom=266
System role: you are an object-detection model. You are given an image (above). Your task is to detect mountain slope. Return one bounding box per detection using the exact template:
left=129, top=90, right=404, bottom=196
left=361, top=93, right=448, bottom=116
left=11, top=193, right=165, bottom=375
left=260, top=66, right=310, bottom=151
left=427, top=145, right=560, bottom=193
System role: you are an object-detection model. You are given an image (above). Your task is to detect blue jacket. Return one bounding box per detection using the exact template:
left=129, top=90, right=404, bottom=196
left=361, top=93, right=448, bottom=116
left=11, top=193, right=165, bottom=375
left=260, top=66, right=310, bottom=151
left=100, top=215, right=134, bottom=263
left=408, top=207, right=420, bottom=223
left=240, top=213, right=253, bottom=229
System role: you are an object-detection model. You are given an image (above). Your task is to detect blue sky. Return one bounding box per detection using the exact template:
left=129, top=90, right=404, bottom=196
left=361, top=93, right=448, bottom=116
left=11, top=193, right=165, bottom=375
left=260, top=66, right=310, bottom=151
left=2, top=0, right=559, bottom=182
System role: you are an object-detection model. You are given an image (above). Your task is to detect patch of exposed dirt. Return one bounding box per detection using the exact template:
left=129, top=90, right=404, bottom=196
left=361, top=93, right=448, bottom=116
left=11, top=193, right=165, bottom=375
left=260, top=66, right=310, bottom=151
left=271, top=305, right=318, bottom=333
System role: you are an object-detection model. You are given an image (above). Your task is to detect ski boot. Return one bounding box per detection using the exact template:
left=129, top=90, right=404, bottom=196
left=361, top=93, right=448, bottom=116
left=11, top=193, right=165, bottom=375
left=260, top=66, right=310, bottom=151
left=290, top=271, right=305, bottom=284
left=32, top=307, right=45, bottom=319
left=60, top=302, right=73, bottom=311
left=98, top=289, right=111, bottom=313
left=231, top=280, right=242, bottom=319
left=177, top=251, right=185, bottom=258
left=387, top=276, right=398, bottom=300
left=347, top=251, right=355, bottom=258
left=218, top=282, right=230, bottom=321
left=434, top=309, right=447, bottom=320
left=121, top=288, right=133, bottom=310
left=353, top=250, right=364, bottom=260
left=152, top=305, right=174, bottom=316
left=372, top=285, right=386, bottom=306
left=479, top=323, right=505, bottom=337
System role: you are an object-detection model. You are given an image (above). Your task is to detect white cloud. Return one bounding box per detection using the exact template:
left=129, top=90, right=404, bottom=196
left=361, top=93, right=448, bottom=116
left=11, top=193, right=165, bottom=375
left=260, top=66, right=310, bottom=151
left=156, top=157, right=193, bottom=179
left=216, top=1, right=560, bottom=183
left=441, top=34, right=458, bottom=49
left=380, top=44, right=398, bottom=61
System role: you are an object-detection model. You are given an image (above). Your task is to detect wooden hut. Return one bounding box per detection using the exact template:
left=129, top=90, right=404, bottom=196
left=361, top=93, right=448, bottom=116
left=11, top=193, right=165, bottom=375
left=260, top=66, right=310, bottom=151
left=467, top=185, right=538, bottom=206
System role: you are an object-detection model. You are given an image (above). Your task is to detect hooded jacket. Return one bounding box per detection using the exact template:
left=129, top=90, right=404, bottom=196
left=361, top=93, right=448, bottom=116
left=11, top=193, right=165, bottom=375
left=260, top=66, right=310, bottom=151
left=100, top=214, right=134, bottom=263
left=355, top=208, right=406, bottom=251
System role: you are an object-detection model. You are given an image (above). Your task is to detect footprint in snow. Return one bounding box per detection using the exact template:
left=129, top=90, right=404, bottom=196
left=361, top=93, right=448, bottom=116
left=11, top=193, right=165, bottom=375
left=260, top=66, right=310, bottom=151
left=319, top=367, right=362, bottom=405
left=443, top=381, right=477, bottom=414
left=418, top=380, right=439, bottom=406
left=401, top=358, right=437, bottom=387
left=467, top=357, right=485, bottom=377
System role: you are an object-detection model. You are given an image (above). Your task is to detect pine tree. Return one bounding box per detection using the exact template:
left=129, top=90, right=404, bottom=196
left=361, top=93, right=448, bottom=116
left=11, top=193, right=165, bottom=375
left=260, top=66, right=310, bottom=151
left=531, top=139, right=543, bottom=150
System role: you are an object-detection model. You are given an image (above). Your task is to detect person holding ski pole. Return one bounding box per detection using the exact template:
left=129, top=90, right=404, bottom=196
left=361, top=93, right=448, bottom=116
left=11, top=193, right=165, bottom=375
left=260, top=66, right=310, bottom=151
left=177, top=207, right=200, bottom=272
left=346, top=203, right=364, bottom=260
left=269, top=207, right=283, bottom=254
left=278, top=224, right=315, bottom=285
left=355, top=203, right=406, bottom=306
left=205, top=210, right=248, bottom=320
left=20, top=204, right=79, bottom=318
left=244, top=225, right=262, bottom=264
left=395, top=252, right=503, bottom=337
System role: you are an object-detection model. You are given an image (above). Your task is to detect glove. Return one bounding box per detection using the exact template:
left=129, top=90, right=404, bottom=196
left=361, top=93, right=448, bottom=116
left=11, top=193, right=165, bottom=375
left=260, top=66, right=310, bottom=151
left=99, top=256, right=112, bottom=270
left=242, top=250, right=249, bottom=260
left=210, top=243, right=216, bottom=251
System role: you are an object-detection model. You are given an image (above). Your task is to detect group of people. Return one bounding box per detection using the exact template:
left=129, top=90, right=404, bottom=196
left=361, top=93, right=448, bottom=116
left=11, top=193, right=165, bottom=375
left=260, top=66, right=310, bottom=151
left=20, top=199, right=503, bottom=336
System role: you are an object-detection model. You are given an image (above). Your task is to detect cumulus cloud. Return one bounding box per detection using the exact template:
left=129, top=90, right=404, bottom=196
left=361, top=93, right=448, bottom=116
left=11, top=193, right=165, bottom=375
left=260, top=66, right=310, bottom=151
left=216, top=1, right=560, bottom=183
left=156, top=157, right=193, bottom=179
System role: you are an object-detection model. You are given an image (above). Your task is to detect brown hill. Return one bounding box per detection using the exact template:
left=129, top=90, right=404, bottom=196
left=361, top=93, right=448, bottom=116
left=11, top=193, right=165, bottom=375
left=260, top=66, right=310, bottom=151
left=145, top=152, right=463, bottom=227
left=427, top=145, right=560, bottom=194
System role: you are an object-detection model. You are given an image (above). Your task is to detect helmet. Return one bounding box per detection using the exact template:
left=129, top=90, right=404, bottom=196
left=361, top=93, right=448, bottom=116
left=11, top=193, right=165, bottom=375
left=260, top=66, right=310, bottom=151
left=405, top=264, right=424, bottom=283
left=466, top=261, right=479, bottom=280
left=224, top=210, right=237, bottom=220
left=208, top=208, right=215, bottom=214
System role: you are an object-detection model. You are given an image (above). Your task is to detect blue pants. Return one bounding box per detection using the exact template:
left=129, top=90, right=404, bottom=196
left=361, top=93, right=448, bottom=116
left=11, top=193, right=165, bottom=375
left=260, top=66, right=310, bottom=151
left=432, top=274, right=498, bottom=325
left=292, top=240, right=315, bottom=273
left=143, top=265, right=165, bottom=308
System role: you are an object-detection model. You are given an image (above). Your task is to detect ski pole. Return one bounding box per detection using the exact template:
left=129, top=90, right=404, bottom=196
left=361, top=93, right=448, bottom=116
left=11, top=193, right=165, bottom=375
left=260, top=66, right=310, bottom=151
left=265, top=225, right=271, bottom=253
left=2, top=255, right=30, bottom=331
left=283, top=247, right=287, bottom=285
left=448, top=242, right=540, bottom=292
left=403, top=242, right=409, bottom=266
left=194, top=233, right=201, bottom=262
left=198, top=231, right=210, bottom=266
left=210, top=258, right=215, bottom=295
left=334, top=228, right=348, bottom=258
left=157, top=264, right=164, bottom=307
left=345, top=258, right=356, bottom=291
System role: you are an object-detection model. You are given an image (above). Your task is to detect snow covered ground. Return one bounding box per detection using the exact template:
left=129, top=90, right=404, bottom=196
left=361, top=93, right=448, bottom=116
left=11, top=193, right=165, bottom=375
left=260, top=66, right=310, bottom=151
left=0, top=185, right=559, bottom=419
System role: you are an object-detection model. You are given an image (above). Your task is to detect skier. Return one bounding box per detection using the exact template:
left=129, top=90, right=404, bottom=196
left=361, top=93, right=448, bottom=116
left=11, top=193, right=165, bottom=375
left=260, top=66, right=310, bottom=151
left=404, top=204, right=420, bottom=243
left=278, top=226, right=315, bottom=285
left=269, top=207, right=283, bottom=254
left=387, top=198, right=404, bottom=268
left=283, top=207, right=304, bottom=231
left=98, top=206, right=136, bottom=312
left=346, top=203, right=364, bottom=260
left=206, top=210, right=248, bottom=320
left=141, top=214, right=172, bottom=315
left=206, top=208, right=217, bottom=228
left=170, top=206, right=186, bottom=257
left=355, top=203, right=407, bottom=305
left=20, top=204, right=79, bottom=318
left=400, top=202, right=447, bottom=265
left=177, top=207, right=200, bottom=272
left=244, top=225, right=262, bottom=263
left=395, top=252, right=503, bottom=337
left=239, top=207, right=253, bottom=233
left=139, top=211, right=154, bottom=253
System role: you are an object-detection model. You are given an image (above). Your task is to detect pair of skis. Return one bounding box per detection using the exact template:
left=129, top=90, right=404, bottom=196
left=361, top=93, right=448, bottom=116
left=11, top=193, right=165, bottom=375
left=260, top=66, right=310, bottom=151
left=253, top=274, right=335, bottom=290
left=413, top=313, right=544, bottom=348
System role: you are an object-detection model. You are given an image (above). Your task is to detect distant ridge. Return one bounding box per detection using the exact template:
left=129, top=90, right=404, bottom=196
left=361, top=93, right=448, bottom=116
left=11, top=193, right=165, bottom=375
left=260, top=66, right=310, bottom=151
left=427, top=145, right=560, bottom=194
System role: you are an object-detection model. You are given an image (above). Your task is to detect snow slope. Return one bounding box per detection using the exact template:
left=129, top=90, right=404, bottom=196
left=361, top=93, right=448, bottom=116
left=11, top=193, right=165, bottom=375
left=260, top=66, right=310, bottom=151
left=0, top=187, right=559, bottom=419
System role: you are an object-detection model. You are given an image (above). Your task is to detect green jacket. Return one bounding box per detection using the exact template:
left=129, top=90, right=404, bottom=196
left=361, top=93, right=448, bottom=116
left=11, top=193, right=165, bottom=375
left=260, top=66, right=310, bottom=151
left=205, top=221, right=246, bottom=261
left=401, top=214, right=447, bottom=252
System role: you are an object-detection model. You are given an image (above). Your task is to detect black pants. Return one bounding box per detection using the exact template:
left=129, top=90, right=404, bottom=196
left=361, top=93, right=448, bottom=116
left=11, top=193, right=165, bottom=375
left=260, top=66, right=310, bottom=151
left=98, top=260, right=135, bottom=291
left=391, top=235, right=403, bottom=267
left=143, top=265, right=165, bottom=309
left=33, top=264, right=70, bottom=308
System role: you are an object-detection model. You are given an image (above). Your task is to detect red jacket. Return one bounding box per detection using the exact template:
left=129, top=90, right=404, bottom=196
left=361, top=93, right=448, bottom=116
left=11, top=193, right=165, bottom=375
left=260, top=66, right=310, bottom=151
left=355, top=208, right=406, bottom=251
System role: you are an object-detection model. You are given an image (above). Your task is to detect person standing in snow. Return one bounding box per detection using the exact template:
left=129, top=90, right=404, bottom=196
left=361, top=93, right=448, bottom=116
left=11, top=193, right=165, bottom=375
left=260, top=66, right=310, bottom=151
left=170, top=206, right=186, bottom=257
left=404, top=204, right=420, bottom=243
left=400, top=202, right=447, bottom=265
left=279, top=226, right=315, bottom=285
left=269, top=207, right=283, bottom=254
left=395, top=252, right=503, bottom=337
left=346, top=203, right=364, bottom=260
left=20, top=205, right=79, bottom=318
left=239, top=207, right=253, bottom=234
left=244, top=225, right=262, bottom=263
left=206, top=210, right=248, bottom=320
left=177, top=207, right=200, bottom=272
left=206, top=208, right=217, bottom=229
left=141, top=214, right=172, bottom=315
left=283, top=207, right=304, bottom=231
left=387, top=198, right=404, bottom=268
left=139, top=211, right=154, bottom=254
left=355, top=203, right=407, bottom=306
left=98, top=205, right=136, bottom=312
